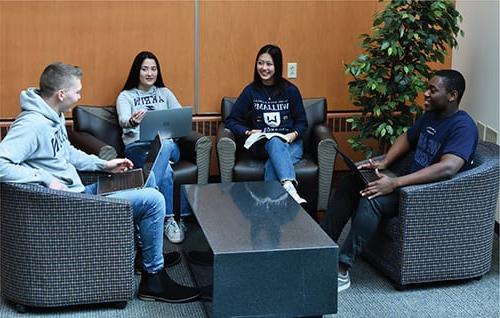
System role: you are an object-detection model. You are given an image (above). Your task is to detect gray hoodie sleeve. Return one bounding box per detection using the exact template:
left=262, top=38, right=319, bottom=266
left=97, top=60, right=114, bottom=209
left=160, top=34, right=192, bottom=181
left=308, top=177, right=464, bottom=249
left=0, top=123, right=55, bottom=186
left=67, top=142, right=108, bottom=171
left=116, top=90, right=135, bottom=129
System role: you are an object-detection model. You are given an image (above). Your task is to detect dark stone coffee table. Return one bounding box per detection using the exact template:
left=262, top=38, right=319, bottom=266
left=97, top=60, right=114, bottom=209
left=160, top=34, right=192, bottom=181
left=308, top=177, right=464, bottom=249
left=183, top=181, right=337, bottom=317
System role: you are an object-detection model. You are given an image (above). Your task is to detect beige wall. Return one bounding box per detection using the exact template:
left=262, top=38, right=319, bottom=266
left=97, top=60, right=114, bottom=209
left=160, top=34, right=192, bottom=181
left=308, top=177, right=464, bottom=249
left=453, top=0, right=500, bottom=223
left=198, top=1, right=384, bottom=113
left=0, top=1, right=454, bottom=121
left=0, top=1, right=195, bottom=118
left=0, top=0, right=387, bottom=119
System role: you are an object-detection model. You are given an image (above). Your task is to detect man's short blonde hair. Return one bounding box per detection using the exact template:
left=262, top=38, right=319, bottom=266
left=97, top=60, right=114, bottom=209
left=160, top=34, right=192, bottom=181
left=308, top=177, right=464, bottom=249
left=39, top=62, right=82, bottom=98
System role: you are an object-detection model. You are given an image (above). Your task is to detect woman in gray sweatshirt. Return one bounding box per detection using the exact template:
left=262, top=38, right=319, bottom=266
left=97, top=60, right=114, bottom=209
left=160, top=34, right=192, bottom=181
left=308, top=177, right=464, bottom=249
left=116, top=51, right=185, bottom=244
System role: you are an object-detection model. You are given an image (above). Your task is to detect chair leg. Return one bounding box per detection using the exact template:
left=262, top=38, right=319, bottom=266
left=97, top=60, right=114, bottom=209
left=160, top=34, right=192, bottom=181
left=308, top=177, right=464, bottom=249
left=15, top=303, right=27, bottom=313
left=113, top=301, right=128, bottom=309
left=393, top=283, right=407, bottom=291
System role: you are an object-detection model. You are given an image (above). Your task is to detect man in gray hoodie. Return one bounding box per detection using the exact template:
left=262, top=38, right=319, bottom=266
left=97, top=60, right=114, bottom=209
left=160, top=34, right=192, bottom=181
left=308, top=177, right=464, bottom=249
left=0, top=62, right=199, bottom=303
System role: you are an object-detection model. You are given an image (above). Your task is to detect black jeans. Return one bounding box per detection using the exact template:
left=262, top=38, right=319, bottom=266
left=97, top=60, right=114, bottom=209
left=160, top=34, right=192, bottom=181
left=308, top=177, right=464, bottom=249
left=321, top=173, right=398, bottom=269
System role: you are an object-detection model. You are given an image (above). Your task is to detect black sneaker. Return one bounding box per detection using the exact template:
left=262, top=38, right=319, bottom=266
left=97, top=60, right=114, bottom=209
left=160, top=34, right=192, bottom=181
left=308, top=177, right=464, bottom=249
left=138, top=269, right=200, bottom=303
left=135, top=251, right=182, bottom=274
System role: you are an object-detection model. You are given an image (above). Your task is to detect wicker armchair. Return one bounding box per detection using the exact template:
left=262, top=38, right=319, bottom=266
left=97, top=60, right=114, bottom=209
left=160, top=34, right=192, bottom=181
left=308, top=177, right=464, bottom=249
left=69, top=105, right=212, bottom=212
left=216, top=97, right=337, bottom=217
left=0, top=174, right=135, bottom=312
left=363, top=141, right=500, bottom=289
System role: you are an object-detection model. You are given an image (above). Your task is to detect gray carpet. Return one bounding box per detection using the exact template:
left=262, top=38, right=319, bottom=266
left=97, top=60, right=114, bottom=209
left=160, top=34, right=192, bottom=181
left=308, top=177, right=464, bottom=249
left=0, top=237, right=207, bottom=318
left=1, top=227, right=498, bottom=317
left=328, top=232, right=499, bottom=318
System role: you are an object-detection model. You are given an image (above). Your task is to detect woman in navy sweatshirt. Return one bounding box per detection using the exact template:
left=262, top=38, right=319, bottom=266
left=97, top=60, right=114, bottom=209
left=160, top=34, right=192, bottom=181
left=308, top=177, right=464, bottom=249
left=225, top=44, right=308, bottom=204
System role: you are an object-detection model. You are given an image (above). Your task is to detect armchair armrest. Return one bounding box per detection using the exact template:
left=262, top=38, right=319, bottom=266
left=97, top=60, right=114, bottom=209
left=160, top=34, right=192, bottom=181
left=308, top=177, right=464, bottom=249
left=397, top=160, right=499, bottom=250
left=216, top=123, right=237, bottom=183
left=0, top=182, right=135, bottom=294
left=310, top=123, right=337, bottom=210
left=177, top=130, right=212, bottom=184
left=68, top=130, right=118, bottom=160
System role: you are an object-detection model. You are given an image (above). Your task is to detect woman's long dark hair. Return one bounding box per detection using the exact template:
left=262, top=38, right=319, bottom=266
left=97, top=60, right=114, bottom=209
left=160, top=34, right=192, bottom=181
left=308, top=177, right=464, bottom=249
left=252, top=44, right=288, bottom=96
left=122, top=51, right=166, bottom=91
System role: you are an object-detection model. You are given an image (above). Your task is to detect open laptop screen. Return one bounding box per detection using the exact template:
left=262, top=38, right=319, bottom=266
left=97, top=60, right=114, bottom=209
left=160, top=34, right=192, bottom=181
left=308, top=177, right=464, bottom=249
left=139, top=107, right=192, bottom=141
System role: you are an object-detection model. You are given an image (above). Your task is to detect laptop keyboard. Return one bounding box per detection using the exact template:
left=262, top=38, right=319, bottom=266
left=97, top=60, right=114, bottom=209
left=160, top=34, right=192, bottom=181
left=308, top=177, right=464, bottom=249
left=360, top=170, right=380, bottom=183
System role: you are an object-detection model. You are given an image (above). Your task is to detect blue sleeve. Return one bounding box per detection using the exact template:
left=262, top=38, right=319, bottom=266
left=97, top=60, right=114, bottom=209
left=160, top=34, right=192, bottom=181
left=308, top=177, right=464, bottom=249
left=441, top=116, right=478, bottom=165
left=407, top=114, right=426, bottom=148
left=225, top=86, right=253, bottom=137
left=288, top=84, right=308, bottom=137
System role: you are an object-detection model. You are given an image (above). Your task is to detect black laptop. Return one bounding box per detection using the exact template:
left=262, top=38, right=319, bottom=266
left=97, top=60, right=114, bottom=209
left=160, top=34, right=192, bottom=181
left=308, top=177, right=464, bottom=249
left=96, top=133, right=163, bottom=195
left=334, top=145, right=387, bottom=185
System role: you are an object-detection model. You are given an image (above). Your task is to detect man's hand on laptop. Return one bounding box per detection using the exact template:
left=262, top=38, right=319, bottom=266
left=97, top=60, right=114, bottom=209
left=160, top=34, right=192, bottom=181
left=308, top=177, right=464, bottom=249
left=360, top=171, right=398, bottom=200
left=357, top=158, right=387, bottom=171
left=104, top=158, right=134, bottom=173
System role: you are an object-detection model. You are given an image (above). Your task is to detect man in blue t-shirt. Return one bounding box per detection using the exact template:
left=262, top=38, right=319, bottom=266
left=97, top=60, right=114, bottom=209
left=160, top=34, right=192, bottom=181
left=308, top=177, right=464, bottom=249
left=322, top=70, right=478, bottom=292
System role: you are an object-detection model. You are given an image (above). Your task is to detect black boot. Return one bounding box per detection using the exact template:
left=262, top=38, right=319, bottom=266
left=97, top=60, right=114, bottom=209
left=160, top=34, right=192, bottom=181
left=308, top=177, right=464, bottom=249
left=138, top=269, right=200, bottom=303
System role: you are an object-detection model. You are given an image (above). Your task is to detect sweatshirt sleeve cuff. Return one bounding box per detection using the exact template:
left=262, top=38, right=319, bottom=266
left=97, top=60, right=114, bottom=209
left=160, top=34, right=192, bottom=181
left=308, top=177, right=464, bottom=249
left=95, top=159, right=108, bottom=171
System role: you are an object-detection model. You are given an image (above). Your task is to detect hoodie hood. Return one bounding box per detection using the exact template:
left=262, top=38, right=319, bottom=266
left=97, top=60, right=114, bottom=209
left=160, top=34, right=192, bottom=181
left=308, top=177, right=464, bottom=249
left=19, top=88, right=61, bottom=125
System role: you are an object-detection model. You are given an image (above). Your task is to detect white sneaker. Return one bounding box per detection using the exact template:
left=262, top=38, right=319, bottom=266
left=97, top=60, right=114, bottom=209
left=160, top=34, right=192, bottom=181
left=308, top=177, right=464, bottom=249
left=283, top=181, right=307, bottom=205
left=338, top=271, right=351, bottom=292
left=164, top=217, right=185, bottom=244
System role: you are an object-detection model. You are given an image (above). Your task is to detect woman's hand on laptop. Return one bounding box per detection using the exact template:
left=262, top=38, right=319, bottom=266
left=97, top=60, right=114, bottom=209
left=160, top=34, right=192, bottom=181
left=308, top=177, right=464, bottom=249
left=104, top=158, right=134, bottom=173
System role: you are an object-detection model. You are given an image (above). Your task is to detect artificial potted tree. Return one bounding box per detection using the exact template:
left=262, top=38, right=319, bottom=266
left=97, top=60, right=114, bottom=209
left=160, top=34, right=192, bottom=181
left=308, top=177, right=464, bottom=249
left=344, top=0, right=463, bottom=157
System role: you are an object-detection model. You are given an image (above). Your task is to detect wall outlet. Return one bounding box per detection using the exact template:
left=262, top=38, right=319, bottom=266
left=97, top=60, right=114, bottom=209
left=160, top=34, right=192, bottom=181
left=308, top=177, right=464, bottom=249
left=287, top=62, right=297, bottom=79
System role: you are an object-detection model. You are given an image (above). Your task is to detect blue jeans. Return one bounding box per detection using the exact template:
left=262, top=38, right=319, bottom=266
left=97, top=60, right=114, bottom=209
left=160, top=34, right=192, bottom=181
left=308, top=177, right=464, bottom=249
left=263, top=137, right=303, bottom=183
left=125, top=139, right=180, bottom=217
left=84, top=184, right=165, bottom=273
left=321, top=173, right=398, bottom=269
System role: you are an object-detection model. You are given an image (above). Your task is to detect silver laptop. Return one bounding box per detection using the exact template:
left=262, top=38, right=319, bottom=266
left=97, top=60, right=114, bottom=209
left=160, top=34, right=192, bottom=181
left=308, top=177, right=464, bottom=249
left=97, top=133, right=165, bottom=195
left=139, top=107, right=192, bottom=141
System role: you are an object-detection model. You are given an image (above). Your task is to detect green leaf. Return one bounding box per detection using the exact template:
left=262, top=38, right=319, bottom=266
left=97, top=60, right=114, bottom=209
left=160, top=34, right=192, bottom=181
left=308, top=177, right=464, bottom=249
left=386, top=125, right=394, bottom=135
left=388, top=47, right=393, bottom=56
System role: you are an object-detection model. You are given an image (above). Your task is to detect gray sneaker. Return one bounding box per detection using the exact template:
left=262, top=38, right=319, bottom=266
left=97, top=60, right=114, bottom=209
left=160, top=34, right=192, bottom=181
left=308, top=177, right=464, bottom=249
left=164, top=217, right=185, bottom=244
left=338, top=271, right=351, bottom=292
